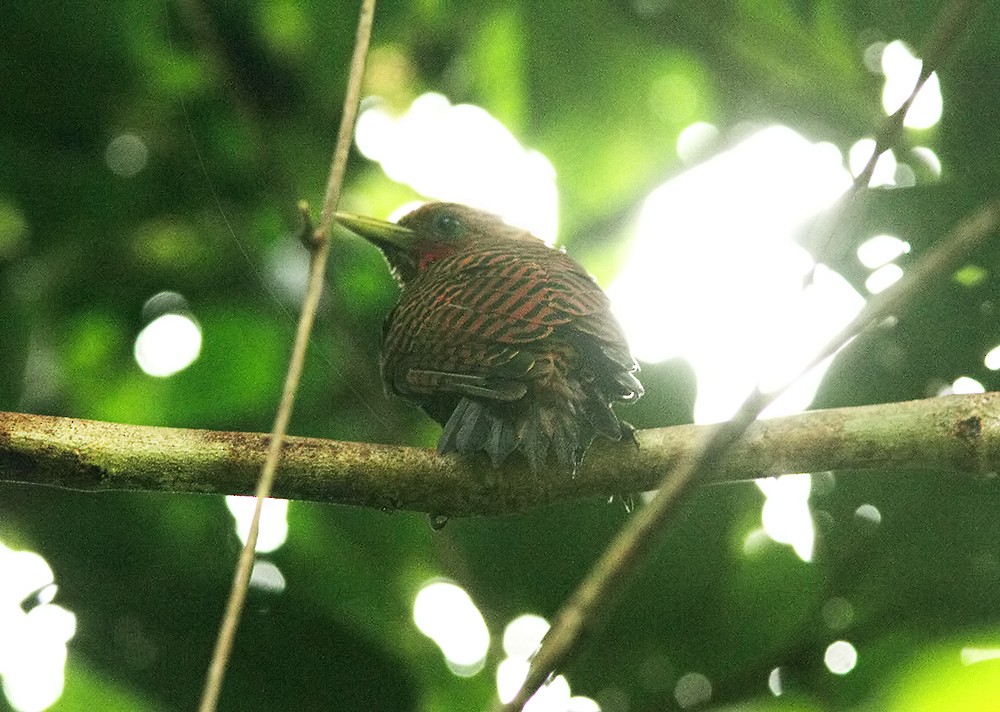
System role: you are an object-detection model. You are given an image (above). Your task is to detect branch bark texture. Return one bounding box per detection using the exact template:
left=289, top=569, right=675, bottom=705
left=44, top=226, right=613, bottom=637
left=1, top=392, right=996, bottom=517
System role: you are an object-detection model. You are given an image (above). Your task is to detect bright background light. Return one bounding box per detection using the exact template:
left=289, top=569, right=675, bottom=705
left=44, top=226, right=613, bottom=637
left=854, top=504, right=882, bottom=526
left=865, top=263, right=904, bottom=294
left=495, top=613, right=599, bottom=709
left=413, top=580, right=490, bottom=676
left=911, top=145, right=942, bottom=176
left=939, top=376, right=986, bottom=396
left=249, top=560, right=287, bottom=594
left=355, top=92, right=558, bottom=242
left=984, top=345, right=1000, bottom=371
left=759, top=474, right=814, bottom=561
left=768, top=667, right=783, bottom=696
left=497, top=614, right=550, bottom=702
left=881, top=41, right=942, bottom=129
left=502, top=614, right=550, bottom=660
left=825, top=640, right=859, bottom=675
left=961, top=648, right=1000, bottom=665
left=608, top=126, right=860, bottom=402
left=0, top=541, right=75, bottom=712
left=225, top=496, right=289, bottom=553
left=857, top=234, right=910, bottom=268
left=134, top=312, right=202, bottom=377
left=607, top=125, right=867, bottom=561
left=848, top=138, right=897, bottom=187
left=676, top=121, right=720, bottom=163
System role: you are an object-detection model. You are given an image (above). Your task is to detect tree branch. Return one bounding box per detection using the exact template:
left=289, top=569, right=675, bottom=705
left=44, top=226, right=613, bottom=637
left=2, top=392, right=996, bottom=516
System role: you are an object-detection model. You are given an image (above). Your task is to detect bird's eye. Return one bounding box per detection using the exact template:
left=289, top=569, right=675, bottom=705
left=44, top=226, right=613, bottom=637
left=432, top=212, right=464, bottom=238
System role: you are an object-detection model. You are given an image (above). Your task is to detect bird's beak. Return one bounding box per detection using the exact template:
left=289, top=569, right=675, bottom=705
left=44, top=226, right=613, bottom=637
left=335, top=212, right=415, bottom=252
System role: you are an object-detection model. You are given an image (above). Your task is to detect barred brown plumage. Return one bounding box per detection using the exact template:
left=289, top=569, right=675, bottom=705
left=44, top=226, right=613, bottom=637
left=336, top=202, right=643, bottom=472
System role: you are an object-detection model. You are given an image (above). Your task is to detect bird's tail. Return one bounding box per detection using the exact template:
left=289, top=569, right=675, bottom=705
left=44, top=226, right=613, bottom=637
left=438, top=397, right=519, bottom=467
left=439, top=395, right=609, bottom=473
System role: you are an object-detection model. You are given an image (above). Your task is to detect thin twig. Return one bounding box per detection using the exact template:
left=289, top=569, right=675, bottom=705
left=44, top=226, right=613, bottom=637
left=196, top=2, right=376, bottom=711
left=808, top=0, right=983, bottom=265
left=499, top=3, right=987, bottom=706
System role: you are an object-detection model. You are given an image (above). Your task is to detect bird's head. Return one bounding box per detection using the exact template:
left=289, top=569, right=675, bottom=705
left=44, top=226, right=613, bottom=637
left=336, top=202, right=536, bottom=284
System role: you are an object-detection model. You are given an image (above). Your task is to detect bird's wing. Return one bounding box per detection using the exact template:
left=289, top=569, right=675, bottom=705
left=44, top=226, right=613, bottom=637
left=383, top=248, right=617, bottom=400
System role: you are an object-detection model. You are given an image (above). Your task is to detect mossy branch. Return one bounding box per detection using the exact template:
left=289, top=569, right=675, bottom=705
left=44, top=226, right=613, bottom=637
left=1, top=392, right=996, bottom=517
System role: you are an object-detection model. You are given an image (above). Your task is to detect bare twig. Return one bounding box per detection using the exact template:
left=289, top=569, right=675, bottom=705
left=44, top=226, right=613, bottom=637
left=3, top=392, right=998, bottom=514
left=197, top=2, right=377, bottom=711
left=808, top=0, right=984, bottom=264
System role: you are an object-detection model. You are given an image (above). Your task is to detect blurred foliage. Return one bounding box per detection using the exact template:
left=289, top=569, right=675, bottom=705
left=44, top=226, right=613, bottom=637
left=2, top=0, right=1000, bottom=710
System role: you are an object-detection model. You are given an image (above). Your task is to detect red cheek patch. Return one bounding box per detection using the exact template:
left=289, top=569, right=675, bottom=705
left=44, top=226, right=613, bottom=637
left=418, top=244, right=455, bottom=270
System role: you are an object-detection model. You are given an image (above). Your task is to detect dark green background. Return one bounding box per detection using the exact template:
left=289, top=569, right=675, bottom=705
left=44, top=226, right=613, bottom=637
left=2, top=1, right=1000, bottom=710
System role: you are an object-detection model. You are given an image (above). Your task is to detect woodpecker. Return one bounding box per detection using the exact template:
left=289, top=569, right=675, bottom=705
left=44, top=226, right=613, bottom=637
left=336, top=202, right=643, bottom=472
